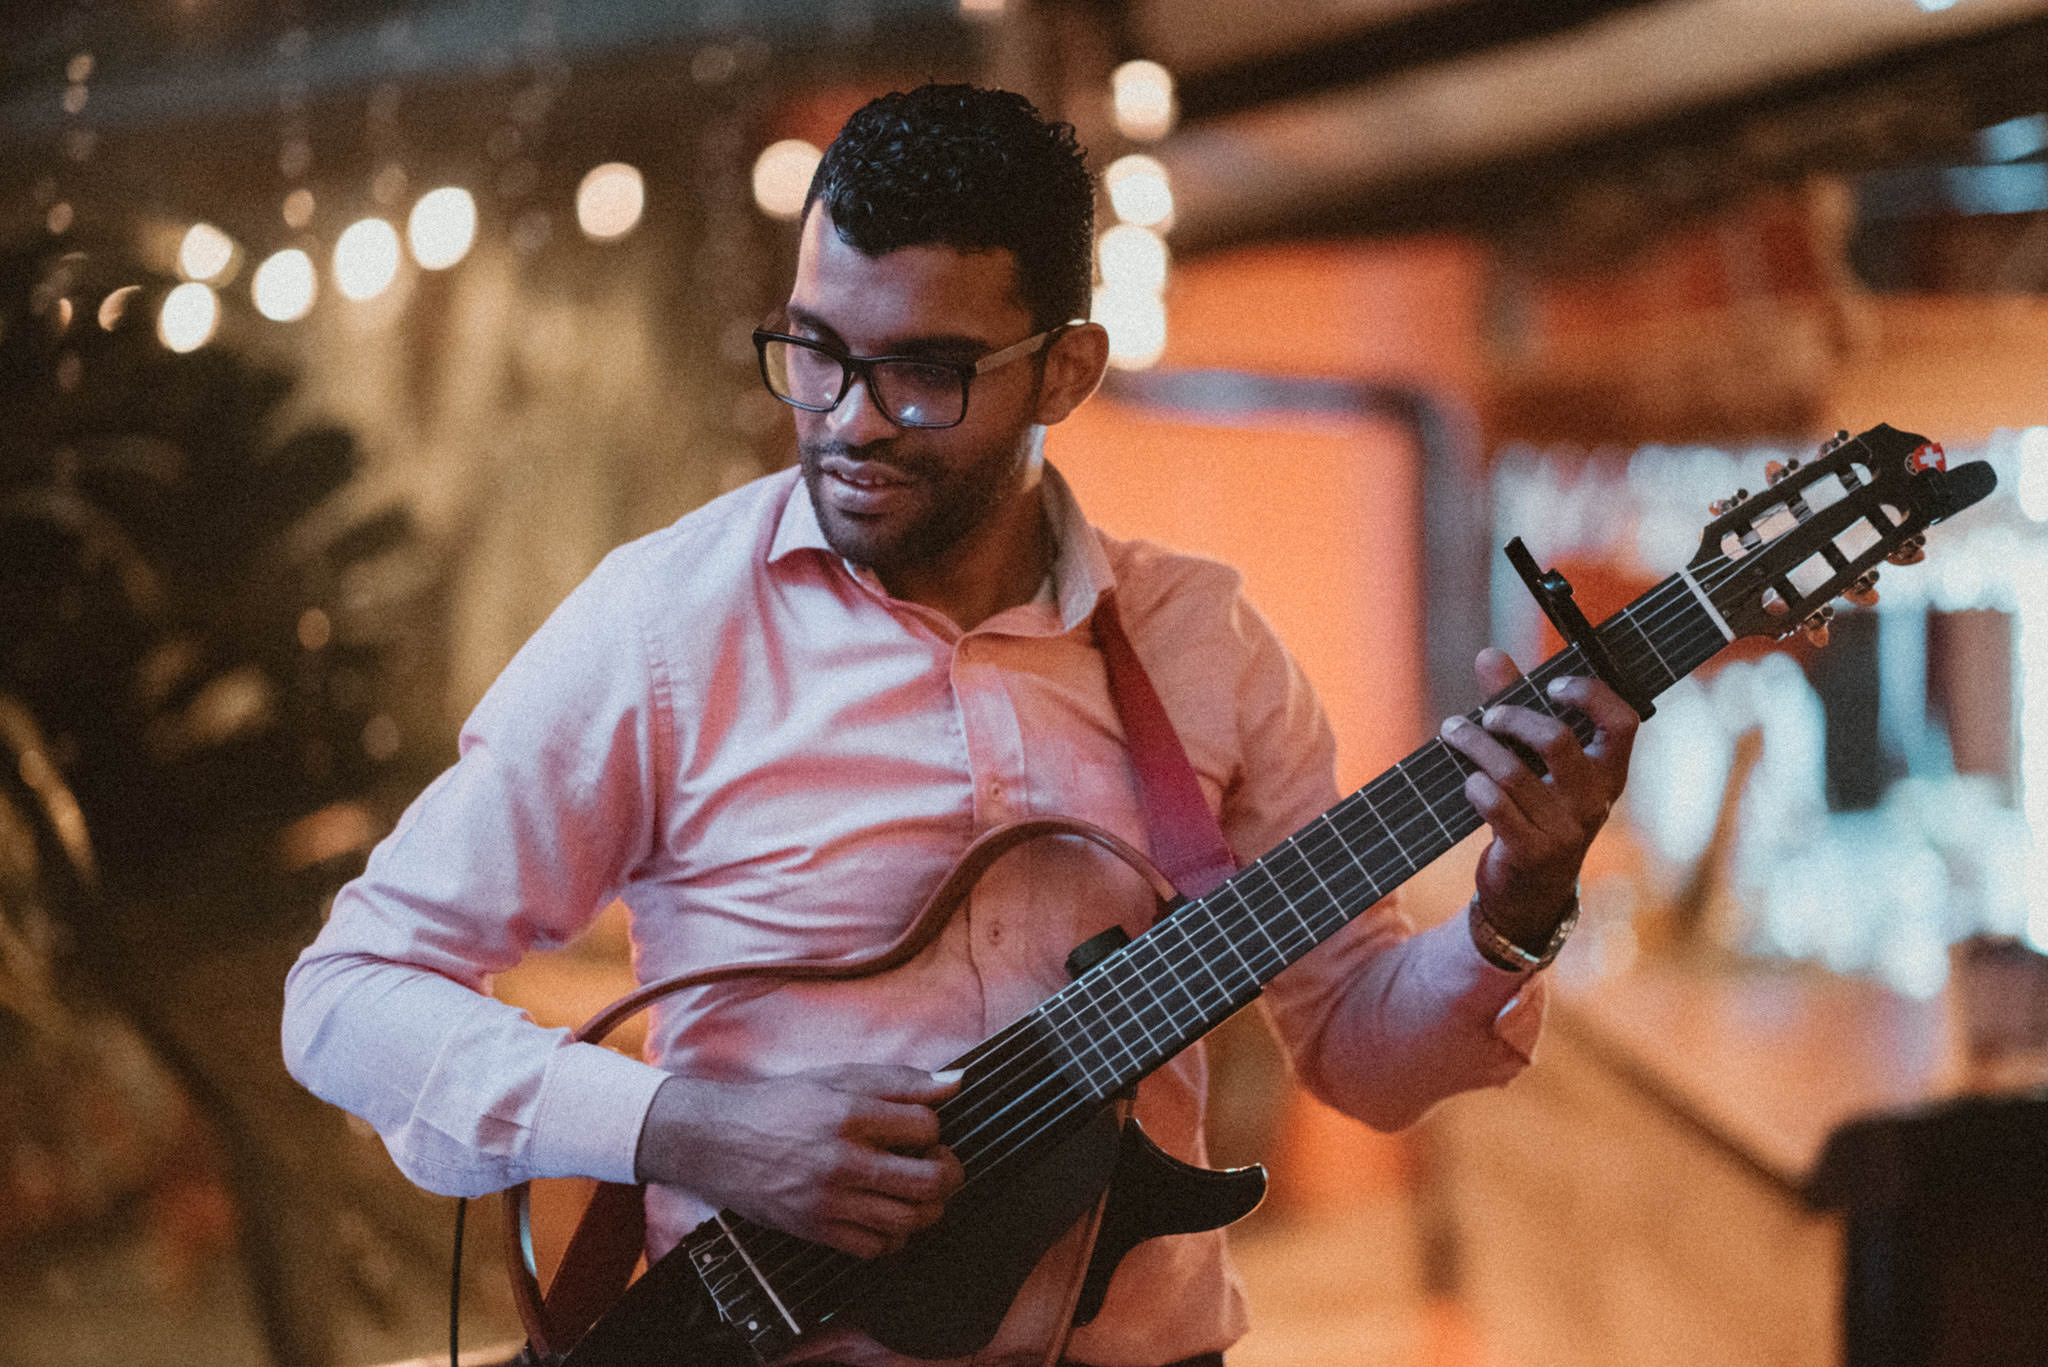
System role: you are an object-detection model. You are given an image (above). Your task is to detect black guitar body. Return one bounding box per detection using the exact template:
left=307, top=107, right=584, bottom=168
left=562, top=1109, right=1265, bottom=1365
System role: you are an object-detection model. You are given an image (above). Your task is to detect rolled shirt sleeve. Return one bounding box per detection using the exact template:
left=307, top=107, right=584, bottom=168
left=282, top=546, right=674, bottom=1194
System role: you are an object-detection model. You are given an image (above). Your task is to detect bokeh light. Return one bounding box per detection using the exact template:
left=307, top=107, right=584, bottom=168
left=253, top=248, right=317, bottom=322
left=282, top=187, right=316, bottom=229
left=1104, top=154, right=1174, bottom=228
left=158, top=282, right=219, bottom=352
left=1111, top=60, right=1177, bottom=142
left=2019, top=426, right=2048, bottom=523
left=752, top=140, right=822, bottom=221
left=576, top=162, right=645, bottom=240
left=1097, top=224, right=1169, bottom=293
left=407, top=186, right=477, bottom=270
left=179, top=222, right=236, bottom=281
left=333, top=218, right=401, bottom=301
left=97, top=284, right=140, bottom=331
left=1094, top=284, right=1167, bottom=370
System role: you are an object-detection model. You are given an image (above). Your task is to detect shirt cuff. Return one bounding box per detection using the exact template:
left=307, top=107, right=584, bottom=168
left=1409, top=910, right=1552, bottom=1060
left=531, top=1041, right=673, bottom=1186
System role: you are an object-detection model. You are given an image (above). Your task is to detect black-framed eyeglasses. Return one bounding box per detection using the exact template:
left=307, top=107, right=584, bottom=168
left=752, top=323, right=1079, bottom=430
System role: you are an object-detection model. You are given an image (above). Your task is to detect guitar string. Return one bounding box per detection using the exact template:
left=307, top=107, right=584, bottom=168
left=711, top=543, right=1769, bottom=1327
left=727, top=563, right=1747, bottom=1325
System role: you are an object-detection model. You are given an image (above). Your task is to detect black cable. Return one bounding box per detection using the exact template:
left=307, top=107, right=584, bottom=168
left=450, top=1196, right=468, bottom=1367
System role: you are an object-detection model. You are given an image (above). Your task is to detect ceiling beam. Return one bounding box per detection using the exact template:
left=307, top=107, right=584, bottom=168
left=1160, top=0, right=2048, bottom=253
left=1173, top=0, right=1669, bottom=123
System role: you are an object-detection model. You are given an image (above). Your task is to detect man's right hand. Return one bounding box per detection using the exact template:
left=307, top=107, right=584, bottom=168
left=633, top=1064, right=965, bottom=1259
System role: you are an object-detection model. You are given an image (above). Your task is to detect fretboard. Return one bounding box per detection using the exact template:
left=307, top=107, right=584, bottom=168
left=688, top=567, right=1735, bottom=1358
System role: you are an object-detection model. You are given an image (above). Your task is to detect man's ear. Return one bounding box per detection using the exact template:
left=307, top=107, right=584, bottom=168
left=1032, top=322, right=1111, bottom=426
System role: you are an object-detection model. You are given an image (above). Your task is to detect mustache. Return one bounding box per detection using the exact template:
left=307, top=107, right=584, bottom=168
left=799, top=439, right=934, bottom=479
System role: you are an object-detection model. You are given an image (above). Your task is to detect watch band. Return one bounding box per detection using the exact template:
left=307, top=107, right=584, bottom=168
left=1468, top=889, right=1579, bottom=973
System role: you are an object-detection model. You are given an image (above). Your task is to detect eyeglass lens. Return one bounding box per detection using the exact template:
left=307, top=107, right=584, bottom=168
left=762, top=338, right=966, bottom=428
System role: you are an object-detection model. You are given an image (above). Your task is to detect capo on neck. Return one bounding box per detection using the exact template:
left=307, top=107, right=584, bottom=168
left=1503, top=537, right=1655, bottom=722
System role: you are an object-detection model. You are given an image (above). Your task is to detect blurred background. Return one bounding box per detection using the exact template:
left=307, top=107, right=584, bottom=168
left=2, top=1, right=2046, bottom=1364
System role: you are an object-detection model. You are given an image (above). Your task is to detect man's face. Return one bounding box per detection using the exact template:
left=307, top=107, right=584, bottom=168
left=783, top=206, right=1047, bottom=576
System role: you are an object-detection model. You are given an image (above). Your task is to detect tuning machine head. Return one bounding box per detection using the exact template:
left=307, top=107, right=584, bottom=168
left=1886, top=534, right=1927, bottom=567
left=1843, top=571, right=1880, bottom=608
left=1799, top=604, right=1836, bottom=648
left=1708, top=487, right=1752, bottom=517
left=1817, top=428, right=1851, bottom=456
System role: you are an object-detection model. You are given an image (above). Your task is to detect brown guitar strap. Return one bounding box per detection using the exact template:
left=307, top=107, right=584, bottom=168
left=1090, top=593, right=1240, bottom=899
left=524, top=590, right=1236, bottom=1361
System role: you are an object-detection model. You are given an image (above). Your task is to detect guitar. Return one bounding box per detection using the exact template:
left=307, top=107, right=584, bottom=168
left=525, top=423, right=1995, bottom=1366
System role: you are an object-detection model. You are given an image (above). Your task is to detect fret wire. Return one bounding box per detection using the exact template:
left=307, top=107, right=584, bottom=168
left=1398, top=746, right=1482, bottom=856
left=1614, top=609, right=1677, bottom=688
left=1205, top=882, right=1267, bottom=986
left=1098, top=946, right=1185, bottom=1052
left=1173, top=910, right=1244, bottom=1017
left=1098, top=950, right=1174, bottom=1049
left=1063, top=959, right=1155, bottom=1083
left=1235, top=859, right=1296, bottom=960
left=1141, top=918, right=1211, bottom=1036
left=1325, top=795, right=1401, bottom=880
left=1042, top=986, right=1126, bottom=1103
left=1356, top=778, right=1424, bottom=874
left=1317, top=810, right=1389, bottom=911
left=1190, top=896, right=1243, bottom=1006
left=1295, top=814, right=1382, bottom=911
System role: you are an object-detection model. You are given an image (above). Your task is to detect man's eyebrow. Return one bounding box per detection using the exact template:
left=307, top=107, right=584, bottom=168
left=781, top=306, right=997, bottom=359
left=781, top=305, right=842, bottom=345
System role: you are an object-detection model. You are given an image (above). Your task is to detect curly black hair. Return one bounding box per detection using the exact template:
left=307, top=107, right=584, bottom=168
left=804, top=84, right=1094, bottom=331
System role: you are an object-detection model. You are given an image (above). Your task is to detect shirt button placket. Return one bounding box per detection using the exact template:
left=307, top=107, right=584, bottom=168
left=957, top=638, right=1007, bottom=824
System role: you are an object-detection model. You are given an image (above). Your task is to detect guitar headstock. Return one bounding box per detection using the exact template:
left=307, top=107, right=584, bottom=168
left=1691, top=423, right=1998, bottom=645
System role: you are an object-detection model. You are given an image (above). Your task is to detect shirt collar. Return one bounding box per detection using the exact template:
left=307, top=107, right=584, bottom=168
left=766, top=462, right=1115, bottom=633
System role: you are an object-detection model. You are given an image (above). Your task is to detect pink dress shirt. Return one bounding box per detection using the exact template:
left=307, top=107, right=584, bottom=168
left=283, top=464, right=1543, bottom=1367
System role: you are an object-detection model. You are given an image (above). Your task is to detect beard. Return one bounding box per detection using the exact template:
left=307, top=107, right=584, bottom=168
left=798, top=432, right=1030, bottom=576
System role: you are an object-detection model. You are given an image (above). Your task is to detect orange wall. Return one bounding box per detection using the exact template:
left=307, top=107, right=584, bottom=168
left=1827, top=295, right=2048, bottom=440
left=1049, top=237, right=1489, bottom=790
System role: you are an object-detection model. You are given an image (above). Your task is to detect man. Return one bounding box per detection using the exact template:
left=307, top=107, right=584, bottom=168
left=284, top=84, right=1635, bottom=1366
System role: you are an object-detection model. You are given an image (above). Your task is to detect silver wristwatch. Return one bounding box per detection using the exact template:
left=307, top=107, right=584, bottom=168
left=1467, top=890, right=1579, bottom=973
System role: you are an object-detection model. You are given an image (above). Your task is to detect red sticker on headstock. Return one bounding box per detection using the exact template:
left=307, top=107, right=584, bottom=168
left=1909, top=442, right=1946, bottom=473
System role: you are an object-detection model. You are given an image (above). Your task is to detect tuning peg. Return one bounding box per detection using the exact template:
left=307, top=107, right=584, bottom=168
left=1800, top=604, right=1835, bottom=648
left=1763, top=458, right=1803, bottom=487
left=1818, top=429, right=1851, bottom=455
left=1709, top=487, right=1753, bottom=517
left=1886, top=535, right=1927, bottom=566
left=1844, top=571, right=1880, bottom=608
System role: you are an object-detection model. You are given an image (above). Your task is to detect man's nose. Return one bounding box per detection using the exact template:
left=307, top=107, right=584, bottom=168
left=827, top=372, right=899, bottom=445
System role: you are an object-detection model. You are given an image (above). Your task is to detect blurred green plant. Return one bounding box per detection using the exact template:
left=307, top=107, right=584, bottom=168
left=0, top=233, right=462, bottom=1365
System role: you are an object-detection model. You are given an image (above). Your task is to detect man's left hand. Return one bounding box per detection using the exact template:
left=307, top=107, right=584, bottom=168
left=1438, top=647, right=1639, bottom=952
